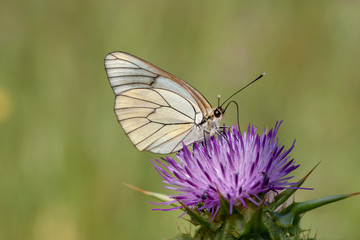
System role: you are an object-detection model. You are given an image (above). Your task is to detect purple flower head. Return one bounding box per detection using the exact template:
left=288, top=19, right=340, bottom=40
left=152, top=121, right=300, bottom=219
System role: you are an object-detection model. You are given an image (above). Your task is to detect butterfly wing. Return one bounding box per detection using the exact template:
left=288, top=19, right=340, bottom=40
left=104, top=51, right=212, bottom=154
left=105, top=52, right=212, bottom=115
left=114, top=88, right=204, bottom=154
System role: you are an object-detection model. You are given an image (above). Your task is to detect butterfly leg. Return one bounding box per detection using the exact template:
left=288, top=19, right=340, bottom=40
left=202, top=129, right=212, bottom=159
left=219, top=125, right=230, bottom=135
left=215, top=129, right=235, bottom=153
left=219, top=124, right=241, bottom=143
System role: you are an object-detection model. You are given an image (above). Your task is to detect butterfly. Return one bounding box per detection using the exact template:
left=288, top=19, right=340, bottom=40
left=104, top=51, right=264, bottom=154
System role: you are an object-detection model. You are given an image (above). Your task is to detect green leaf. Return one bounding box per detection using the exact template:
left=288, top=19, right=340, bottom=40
left=123, top=183, right=179, bottom=208
left=168, top=233, right=193, bottom=240
left=270, top=162, right=320, bottom=210
left=273, top=202, right=297, bottom=226
left=293, top=192, right=360, bottom=217
left=272, top=192, right=360, bottom=228
left=242, top=205, right=270, bottom=238
left=218, top=190, right=231, bottom=216
left=177, top=201, right=212, bottom=228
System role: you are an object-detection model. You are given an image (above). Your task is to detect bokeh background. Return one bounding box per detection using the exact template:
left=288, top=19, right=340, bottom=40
left=1, top=0, right=359, bottom=239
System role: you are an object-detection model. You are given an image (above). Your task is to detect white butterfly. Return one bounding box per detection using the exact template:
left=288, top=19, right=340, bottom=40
left=104, top=52, right=263, bottom=154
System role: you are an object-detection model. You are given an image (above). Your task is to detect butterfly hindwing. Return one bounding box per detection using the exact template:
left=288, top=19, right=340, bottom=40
left=114, top=88, right=203, bottom=154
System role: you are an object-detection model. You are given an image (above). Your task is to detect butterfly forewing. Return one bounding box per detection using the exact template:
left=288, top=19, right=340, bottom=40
left=105, top=52, right=212, bottom=113
left=105, top=52, right=212, bottom=154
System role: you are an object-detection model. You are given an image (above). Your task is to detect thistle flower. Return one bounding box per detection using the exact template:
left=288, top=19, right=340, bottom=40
left=147, top=122, right=359, bottom=239
left=153, top=121, right=300, bottom=218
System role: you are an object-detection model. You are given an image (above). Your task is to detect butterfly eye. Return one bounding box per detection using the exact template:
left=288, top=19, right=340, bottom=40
left=214, top=109, right=222, bottom=118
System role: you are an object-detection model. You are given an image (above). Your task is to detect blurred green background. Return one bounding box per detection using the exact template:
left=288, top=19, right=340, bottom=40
left=1, top=0, right=359, bottom=239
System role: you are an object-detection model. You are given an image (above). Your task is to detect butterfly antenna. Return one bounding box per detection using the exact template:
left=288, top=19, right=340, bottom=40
left=224, top=100, right=241, bottom=132
left=217, top=94, right=221, bottom=107
left=220, top=72, right=266, bottom=108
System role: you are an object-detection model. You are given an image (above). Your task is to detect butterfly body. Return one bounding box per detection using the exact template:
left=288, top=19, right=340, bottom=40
left=201, top=107, right=224, bottom=137
left=105, top=51, right=223, bottom=154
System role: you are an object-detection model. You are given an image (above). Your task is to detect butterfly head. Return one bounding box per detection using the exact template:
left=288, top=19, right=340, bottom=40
left=202, top=106, right=224, bottom=122
left=214, top=107, right=224, bottom=119
left=208, top=106, right=224, bottom=125
left=201, top=107, right=224, bottom=136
